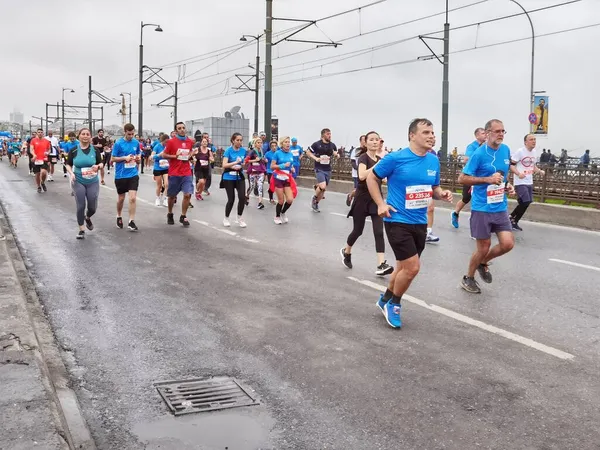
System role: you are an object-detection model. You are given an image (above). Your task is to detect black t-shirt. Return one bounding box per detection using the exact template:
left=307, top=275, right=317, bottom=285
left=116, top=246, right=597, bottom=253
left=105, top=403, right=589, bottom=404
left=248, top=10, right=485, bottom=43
left=356, top=152, right=381, bottom=195
left=309, top=140, right=337, bottom=172
left=92, top=136, right=107, bottom=151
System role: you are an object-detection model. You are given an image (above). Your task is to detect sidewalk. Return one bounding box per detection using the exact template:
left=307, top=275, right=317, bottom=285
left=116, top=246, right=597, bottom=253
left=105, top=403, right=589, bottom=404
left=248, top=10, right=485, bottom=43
left=0, top=229, right=69, bottom=450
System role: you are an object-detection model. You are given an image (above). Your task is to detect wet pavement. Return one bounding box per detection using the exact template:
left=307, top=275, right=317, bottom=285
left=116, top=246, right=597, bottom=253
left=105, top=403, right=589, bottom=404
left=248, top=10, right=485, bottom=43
left=0, top=161, right=599, bottom=450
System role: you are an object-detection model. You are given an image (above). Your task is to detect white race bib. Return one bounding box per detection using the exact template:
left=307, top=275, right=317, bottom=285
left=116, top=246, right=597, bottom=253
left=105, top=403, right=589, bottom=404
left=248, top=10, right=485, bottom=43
left=251, top=162, right=260, bottom=166
left=487, top=184, right=505, bottom=204
left=319, top=155, right=330, bottom=165
left=405, top=185, right=432, bottom=209
left=124, top=161, right=136, bottom=168
left=275, top=171, right=289, bottom=181
left=228, top=171, right=240, bottom=176
left=177, top=149, right=190, bottom=161
left=159, top=159, right=169, bottom=169
left=291, top=150, right=299, bottom=157
left=199, top=159, right=209, bottom=166
left=35, top=159, right=44, bottom=165
left=81, top=167, right=96, bottom=180
left=232, top=164, right=242, bottom=171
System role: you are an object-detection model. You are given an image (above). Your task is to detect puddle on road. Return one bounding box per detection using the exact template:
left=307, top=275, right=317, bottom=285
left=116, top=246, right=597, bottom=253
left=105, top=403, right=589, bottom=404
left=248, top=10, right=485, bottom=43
left=133, top=407, right=277, bottom=450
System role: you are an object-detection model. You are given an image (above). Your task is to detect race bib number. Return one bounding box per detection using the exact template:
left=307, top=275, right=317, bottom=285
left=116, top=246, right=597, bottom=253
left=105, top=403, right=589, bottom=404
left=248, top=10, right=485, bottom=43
left=232, top=164, right=242, bottom=171
left=522, top=169, right=534, bottom=175
left=405, top=185, right=432, bottom=209
left=34, top=159, right=44, bottom=165
left=319, top=155, right=330, bottom=165
left=487, top=185, right=505, bottom=204
left=159, top=159, right=169, bottom=169
left=199, top=159, right=209, bottom=166
left=291, top=150, right=299, bottom=157
left=275, top=172, right=289, bottom=181
left=177, top=149, right=190, bottom=161
left=124, top=161, right=136, bottom=168
left=229, top=171, right=240, bottom=176
left=251, top=162, right=260, bottom=166
left=81, top=167, right=95, bottom=180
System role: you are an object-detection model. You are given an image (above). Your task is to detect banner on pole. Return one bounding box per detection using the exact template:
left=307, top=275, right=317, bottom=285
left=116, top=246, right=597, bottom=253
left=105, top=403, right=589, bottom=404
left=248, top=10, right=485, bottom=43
left=270, top=117, right=279, bottom=142
left=533, top=95, right=549, bottom=135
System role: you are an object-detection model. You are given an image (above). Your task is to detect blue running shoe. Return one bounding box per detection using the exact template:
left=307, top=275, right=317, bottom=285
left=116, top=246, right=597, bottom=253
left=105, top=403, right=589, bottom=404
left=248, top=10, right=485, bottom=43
left=376, top=294, right=386, bottom=312
left=383, top=301, right=402, bottom=328
left=451, top=211, right=459, bottom=229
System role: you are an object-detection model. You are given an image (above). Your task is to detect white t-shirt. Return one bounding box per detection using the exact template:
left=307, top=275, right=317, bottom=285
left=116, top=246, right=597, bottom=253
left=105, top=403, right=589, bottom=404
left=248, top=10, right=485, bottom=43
left=511, top=147, right=537, bottom=186
left=45, top=136, right=59, bottom=156
left=350, top=148, right=358, bottom=178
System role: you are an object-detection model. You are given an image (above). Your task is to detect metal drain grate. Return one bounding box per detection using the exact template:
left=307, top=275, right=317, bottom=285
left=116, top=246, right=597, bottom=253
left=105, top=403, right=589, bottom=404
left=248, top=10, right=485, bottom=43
left=155, top=377, right=259, bottom=416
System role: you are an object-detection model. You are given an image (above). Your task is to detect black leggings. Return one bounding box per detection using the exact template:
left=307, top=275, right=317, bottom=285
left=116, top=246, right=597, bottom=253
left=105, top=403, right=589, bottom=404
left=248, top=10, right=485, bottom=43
left=511, top=199, right=532, bottom=223
left=205, top=165, right=213, bottom=190
left=266, top=173, right=274, bottom=201
left=224, top=179, right=246, bottom=217
left=461, top=184, right=472, bottom=204
left=347, top=211, right=385, bottom=253
left=104, top=151, right=112, bottom=168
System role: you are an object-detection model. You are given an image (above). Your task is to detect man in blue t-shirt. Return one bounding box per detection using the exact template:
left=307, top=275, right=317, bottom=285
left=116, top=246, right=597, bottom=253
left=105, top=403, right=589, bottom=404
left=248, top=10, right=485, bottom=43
left=451, top=127, right=486, bottom=228
left=111, top=123, right=141, bottom=231
left=458, top=119, right=516, bottom=294
left=367, top=118, right=452, bottom=329
left=289, top=137, right=304, bottom=179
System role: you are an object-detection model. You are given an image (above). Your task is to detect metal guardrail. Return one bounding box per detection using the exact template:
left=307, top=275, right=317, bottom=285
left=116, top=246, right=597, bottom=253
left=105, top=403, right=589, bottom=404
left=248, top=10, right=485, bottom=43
left=213, top=153, right=600, bottom=207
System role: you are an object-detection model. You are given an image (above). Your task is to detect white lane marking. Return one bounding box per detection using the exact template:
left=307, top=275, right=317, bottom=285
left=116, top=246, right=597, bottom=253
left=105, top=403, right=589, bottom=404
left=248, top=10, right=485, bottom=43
left=137, top=198, right=151, bottom=205
left=347, top=277, right=575, bottom=361
left=100, top=185, right=115, bottom=191
left=193, top=220, right=259, bottom=243
left=330, top=212, right=371, bottom=222
left=549, top=259, right=600, bottom=272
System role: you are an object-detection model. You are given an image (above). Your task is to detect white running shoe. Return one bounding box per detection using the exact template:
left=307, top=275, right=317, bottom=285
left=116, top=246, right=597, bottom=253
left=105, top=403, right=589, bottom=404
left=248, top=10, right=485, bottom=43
left=280, top=213, right=289, bottom=223
left=237, top=217, right=247, bottom=228
left=155, top=197, right=161, bottom=207
left=223, top=217, right=231, bottom=227
left=274, top=216, right=283, bottom=225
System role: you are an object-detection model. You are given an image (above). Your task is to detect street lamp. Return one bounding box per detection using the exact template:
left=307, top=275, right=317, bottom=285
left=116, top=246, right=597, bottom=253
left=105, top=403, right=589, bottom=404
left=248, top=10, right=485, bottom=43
left=240, top=34, right=262, bottom=134
left=61, top=88, right=74, bottom=139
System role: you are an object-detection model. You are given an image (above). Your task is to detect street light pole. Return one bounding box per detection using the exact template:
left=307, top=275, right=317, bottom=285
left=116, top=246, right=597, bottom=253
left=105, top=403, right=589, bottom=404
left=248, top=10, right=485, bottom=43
left=264, top=0, right=273, bottom=142
left=61, top=87, right=74, bottom=139
left=138, top=22, right=163, bottom=138
left=240, top=34, right=262, bottom=134
left=441, top=0, right=450, bottom=157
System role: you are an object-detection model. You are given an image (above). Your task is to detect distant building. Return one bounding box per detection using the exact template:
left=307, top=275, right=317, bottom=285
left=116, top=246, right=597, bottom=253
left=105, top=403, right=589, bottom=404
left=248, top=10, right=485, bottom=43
left=185, top=106, right=249, bottom=149
left=9, top=109, right=24, bottom=124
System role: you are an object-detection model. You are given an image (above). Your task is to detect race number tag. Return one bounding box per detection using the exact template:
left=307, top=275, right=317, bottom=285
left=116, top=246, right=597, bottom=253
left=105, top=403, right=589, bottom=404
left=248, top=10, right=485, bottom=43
left=228, top=171, right=239, bottom=176
left=199, top=159, right=209, bottom=166
left=291, top=150, right=299, bottom=157
left=487, top=184, right=505, bottom=204
left=522, top=169, right=534, bottom=175
left=275, top=171, right=289, bottom=181
left=81, top=167, right=95, bottom=179
left=251, top=162, right=260, bottom=166
left=319, top=155, right=330, bottom=165
left=159, top=159, right=169, bottom=169
left=405, top=185, right=432, bottom=209
left=177, top=149, right=190, bottom=161
left=35, top=160, right=44, bottom=165
left=124, top=160, right=136, bottom=168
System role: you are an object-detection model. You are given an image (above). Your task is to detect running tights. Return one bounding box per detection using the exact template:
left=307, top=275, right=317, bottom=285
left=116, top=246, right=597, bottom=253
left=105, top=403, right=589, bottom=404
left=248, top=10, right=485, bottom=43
left=511, top=199, right=531, bottom=223
left=224, top=179, right=246, bottom=217
left=347, top=211, right=385, bottom=253
left=73, top=181, right=99, bottom=226
left=247, top=173, right=264, bottom=198
left=205, top=166, right=213, bottom=190
left=104, top=151, right=112, bottom=168
left=266, top=174, right=274, bottom=201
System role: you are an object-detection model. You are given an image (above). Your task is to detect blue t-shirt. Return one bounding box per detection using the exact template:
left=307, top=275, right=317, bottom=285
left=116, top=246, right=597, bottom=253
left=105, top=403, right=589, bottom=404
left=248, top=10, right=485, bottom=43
left=63, top=140, right=79, bottom=153
left=462, top=143, right=511, bottom=213
left=290, top=145, right=304, bottom=166
left=222, top=146, right=247, bottom=181
left=112, top=137, right=140, bottom=179
left=272, top=150, right=294, bottom=176
left=153, top=143, right=169, bottom=171
left=264, top=150, right=276, bottom=174
left=465, top=140, right=481, bottom=158
left=373, top=148, right=441, bottom=225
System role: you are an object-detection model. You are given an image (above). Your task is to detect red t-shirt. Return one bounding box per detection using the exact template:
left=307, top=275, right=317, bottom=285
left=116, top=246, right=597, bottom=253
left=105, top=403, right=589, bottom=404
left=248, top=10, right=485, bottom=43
left=30, top=138, right=51, bottom=161
left=163, top=137, right=194, bottom=176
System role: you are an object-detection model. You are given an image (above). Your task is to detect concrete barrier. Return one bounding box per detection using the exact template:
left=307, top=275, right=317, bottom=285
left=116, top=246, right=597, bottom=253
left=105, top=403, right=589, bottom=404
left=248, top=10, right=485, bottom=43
left=212, top=168, right=600, bottom=231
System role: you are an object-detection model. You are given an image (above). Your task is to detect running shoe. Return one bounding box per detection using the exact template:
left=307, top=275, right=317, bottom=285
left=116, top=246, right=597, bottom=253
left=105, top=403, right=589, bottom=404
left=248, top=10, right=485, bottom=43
left=204, top=190, right=210, bottom=196
left=180, top=215, right=190, bottom=227
left=116, top=217, right=123, bottom=229
left=237, top=217, right=247, bottom=228
left=127, top=220, right=138, bottom=232
left=101, top=180, right=105, bottom=185
left=274, top=216, right=283, bottom=225
left=189, top=203, right=194, bottom=209
left=107, top=170, right=110, bottom=174
left=48, top=175, right=54, bottom=182
left=195, top=192, right=202, bottom=200
left=85, top=217, right=94, bottom=231
left=376, top=294, right=386, bottom=312
left=451, top=211, right=459, bottom=229
left=245, top=196, right=250, bottom=206
left=37, top=187, right=42, bottom=193
left=63, top=173, right=67, bottom=178
left=383, top=301, right=402, bottom=328
left=461, top=276, right=481, bottom=294
left=269, top=199, right=276, bottom=205
left=253, top=185, right=259, bottom=196
left=280, top=213, right=289, bottom=224
left=311, top=196, right=320, bottom=213
left=257, top=202, right=265, bottom=210
left=426, top=232, right=440, bottom=243
left=155, top=198, right=161, bottom=207
left=376, top=261, right=393, bottom=276
left=76, top=230, right=85, bottom=240
left=346, top=193, right=352, bottom=207
left=477, top=263, right=493, bottom=284
left=223, top=217, right=231, bottom=227
left=167, top=213, right=175, bottom=225
left=511, top=218, right=523, bottom=231
left=41, top=183, right=47, bottom=192
left=340, top=248, right=352, bottom=269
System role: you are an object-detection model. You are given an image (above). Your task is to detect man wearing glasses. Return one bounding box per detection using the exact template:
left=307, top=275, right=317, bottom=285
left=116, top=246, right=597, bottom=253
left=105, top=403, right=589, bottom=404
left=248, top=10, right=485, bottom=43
left=458, top=119, right=515, bottom=294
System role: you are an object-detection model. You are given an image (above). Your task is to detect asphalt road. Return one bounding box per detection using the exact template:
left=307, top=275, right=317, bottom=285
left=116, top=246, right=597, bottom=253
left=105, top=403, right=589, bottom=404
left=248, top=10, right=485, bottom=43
left=0, top=159, right=599, bottom=450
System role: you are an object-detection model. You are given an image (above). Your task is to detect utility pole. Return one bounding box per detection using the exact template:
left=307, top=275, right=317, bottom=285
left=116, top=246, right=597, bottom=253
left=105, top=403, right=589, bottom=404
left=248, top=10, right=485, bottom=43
left=441, top=0, right=450, bottom=156
left=45, top=104, right=49, bottom=135
left=88, top=75, right=93, bottom=134
left=254, top=40, right=260, bottom=134
left=264, top=0, right=273, bottom=142
left=173, top=81, right=178, bottom=130
left=138, top=25, right=144, bottom=136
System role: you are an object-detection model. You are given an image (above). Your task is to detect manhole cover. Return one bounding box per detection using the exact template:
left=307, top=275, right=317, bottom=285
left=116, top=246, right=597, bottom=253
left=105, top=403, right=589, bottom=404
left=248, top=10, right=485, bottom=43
left=155, top=377, right=259, bottom=416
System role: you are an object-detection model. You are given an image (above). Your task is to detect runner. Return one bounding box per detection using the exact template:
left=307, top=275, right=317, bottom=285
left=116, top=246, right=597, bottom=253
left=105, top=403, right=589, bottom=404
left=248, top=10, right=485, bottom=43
left=509, top=134, right=544, bottom=231
left=92, top=129, right=108, bottom=185
left=62, top=133, right=79, bottom=179
left=366, top=118, right=452, bottom=328
left=111, top=123, right=141, bottom=231
left=45, top=131, right=60, bottom=181
left=264, top=140, right=277, bottom=205
left=162, top=122, right=194, bottom=227
left=307, top=128, right=338, bottom=212
left=245, top=137, right=266, bottom=210
left=201, top=132, right=217, bottom=195
left=29, top=128, right=51, bottom=193
left=65, top=128, right=103, bottom=239
left=341, top=131, right=393, bottom=276
left=346, top=135, right=366, bottom=207
left=290, top=137, right=303, bottom=179
left=9, top=138, right=21, bottom=168
left=151, top=133, right=169, bottom=207
left=221, top=132, right=247, bottom=228
left=271, top=136, right=297, bottom=224
left=194, top=136, right=214, bottom=202
left=458, top=119, right=515, bottom=294
left=452, top=127, right=486, bottom=228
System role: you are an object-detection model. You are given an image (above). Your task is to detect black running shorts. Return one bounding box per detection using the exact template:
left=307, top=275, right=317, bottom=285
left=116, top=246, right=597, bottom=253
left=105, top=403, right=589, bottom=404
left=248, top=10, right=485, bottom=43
left=115, top=175, right=139, bottom=195
left=384, top=222, right=427, bottom=261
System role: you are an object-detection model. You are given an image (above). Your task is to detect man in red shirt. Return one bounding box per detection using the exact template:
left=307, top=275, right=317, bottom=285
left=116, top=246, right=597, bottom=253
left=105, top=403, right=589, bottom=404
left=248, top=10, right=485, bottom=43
left=30, top=128, right=51, bottom=192
left=160, top=122, right=195, bottom=227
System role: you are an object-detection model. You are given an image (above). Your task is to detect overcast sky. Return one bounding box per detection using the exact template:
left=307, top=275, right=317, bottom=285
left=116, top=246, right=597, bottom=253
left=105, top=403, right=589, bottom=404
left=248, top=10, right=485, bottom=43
left=2, top=0, right=599, bottom=156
